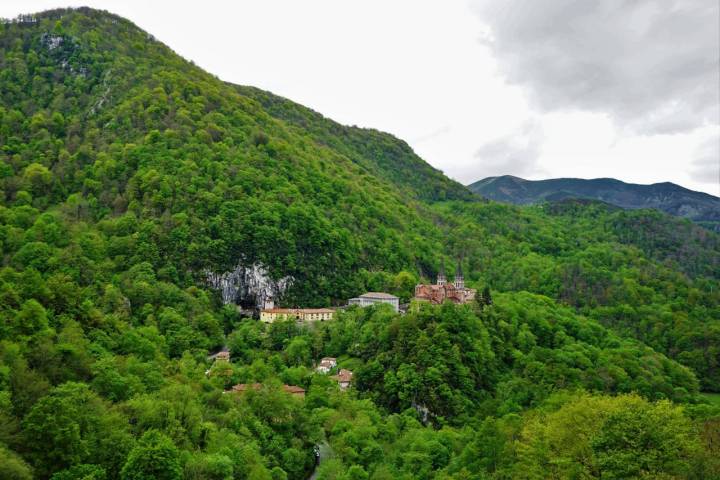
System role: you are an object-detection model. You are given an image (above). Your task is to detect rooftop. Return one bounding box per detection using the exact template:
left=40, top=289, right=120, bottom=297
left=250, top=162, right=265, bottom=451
left=229, top=383, right=306, bottom=395
left=358, top=292, right=398, bottom=299
left=331, top=369, right=353, bottom=382
left=262, top=308, right=334, bottom=314
left=283, top=385, right=306, bottom=394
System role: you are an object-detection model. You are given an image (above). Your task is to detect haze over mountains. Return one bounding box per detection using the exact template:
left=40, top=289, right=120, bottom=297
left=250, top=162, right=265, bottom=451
left=469, top=175, right=720, bottom=231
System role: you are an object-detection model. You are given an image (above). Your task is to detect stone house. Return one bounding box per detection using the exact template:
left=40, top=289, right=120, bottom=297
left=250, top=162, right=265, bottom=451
left=331, top=369, right=353, bottom=390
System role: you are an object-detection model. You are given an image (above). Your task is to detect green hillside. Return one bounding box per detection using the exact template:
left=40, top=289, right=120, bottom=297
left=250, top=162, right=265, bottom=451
left=0, top=8, right=718, bottom=479
left=235, top=85, right=475, bottom=203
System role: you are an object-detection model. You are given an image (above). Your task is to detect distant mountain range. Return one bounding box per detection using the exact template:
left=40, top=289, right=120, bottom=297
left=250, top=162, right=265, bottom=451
left=468, top=175, right=720, bottom=231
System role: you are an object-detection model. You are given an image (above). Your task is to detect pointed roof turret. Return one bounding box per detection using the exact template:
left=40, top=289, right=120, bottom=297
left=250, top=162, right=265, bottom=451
left=454, top=259, right=465, bottom=289
left=437, top=259, right=447, bottom=286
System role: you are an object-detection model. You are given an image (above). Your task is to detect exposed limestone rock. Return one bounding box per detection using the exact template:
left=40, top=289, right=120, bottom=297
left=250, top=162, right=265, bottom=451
left=89, top=69, right=112, bottom=116
left=412, top=400, right=432, bottom=425
left=41, top=33, right=63, bottom=50
left=207, top=263, right=292, bottom=309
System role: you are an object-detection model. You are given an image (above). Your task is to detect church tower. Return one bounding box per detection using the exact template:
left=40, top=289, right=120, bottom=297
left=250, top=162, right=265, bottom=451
left=454, top=262, right=464, bottom=290
left=436, top=260, right=446, bottom=286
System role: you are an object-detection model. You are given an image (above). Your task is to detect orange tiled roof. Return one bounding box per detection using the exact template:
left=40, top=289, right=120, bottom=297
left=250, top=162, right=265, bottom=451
left=282, top=385, right=306, bottom=394
left=229, top=383, right=305, bottom=394
left=231, top=383, right=261, bottom=392
left=331, top=369, right=353, bottom=382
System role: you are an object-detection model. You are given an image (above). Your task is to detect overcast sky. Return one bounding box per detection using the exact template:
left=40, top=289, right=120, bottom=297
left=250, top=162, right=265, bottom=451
left=3, top=1, right=719, bottom=196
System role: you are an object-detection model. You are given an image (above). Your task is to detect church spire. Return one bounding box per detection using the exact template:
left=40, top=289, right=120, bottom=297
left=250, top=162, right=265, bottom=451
left=454, top=260, right=464, bottom=289
left=437, top=260, right=446, bottom=286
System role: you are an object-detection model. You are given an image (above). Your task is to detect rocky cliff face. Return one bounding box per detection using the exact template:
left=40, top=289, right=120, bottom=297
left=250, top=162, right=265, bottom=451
left=207, top=263, right=293, bottom=309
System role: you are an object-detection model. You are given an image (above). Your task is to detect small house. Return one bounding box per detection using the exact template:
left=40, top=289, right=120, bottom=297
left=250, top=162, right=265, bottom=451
left=316, top=357, right=337, bottom=374
left=331, top=369, right=353, bottom=390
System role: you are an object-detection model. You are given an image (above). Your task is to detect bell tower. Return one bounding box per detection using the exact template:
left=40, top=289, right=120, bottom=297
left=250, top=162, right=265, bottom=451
left=436, top=260, right=446, bottom=286
left=454, top=262, right=464, bottom=290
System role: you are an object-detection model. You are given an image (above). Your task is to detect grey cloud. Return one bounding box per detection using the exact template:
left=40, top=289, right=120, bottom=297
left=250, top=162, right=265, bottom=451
left=690, top=133, right=720, bottom=186
left=471, top=121, right=545, bottom=179
left=472, top=0, right=719, bottom=134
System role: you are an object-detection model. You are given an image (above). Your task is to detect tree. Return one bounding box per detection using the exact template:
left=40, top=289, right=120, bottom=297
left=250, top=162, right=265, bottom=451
left=482, top=286, right=492, bottom=306
left=22, top=162, right=52, bottom=195
left=121, top=430, right=182, bottom=480
left=51, top=464, right=106, bottom=480
left=513, top=393, right=700, bottom=479
left=0, top=446, right=33, bottom=480
left=592, top=399, right=698, bottom=479
left=21, top=382, right=132, bottom=478
left=284, top=337, right=311, bottom=367
left=14, top=299, right=48, bottom=335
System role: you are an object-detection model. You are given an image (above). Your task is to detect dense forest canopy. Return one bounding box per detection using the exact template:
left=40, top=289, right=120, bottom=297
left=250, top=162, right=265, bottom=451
left=0, top=7, right=718, bottom=480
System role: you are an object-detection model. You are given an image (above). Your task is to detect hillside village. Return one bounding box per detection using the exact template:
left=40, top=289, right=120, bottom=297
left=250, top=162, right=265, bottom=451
left=210, top=264, right=480, bottom=395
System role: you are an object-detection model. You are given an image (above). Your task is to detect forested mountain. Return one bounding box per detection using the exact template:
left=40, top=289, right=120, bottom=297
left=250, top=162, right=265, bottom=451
left=468, top=175, right=720, bottom=231
left=0, top=8, right=719, bottom=479
left=235, top=85, right=475, bottom=203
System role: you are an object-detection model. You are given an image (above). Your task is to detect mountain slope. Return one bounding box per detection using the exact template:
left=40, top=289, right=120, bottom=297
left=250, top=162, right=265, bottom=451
left=0, top=8, right=719, bottom=480
left=468, top=175, right=720, bottom=230
left=236, top=85, right=475, bottom=203
left=0, top=7, right=463, bottom=306
left=0, top=7, right=718, bottom=381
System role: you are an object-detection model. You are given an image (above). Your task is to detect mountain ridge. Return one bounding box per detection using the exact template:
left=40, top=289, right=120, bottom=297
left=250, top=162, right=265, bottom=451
left=468, top=174, right=720, bottom=230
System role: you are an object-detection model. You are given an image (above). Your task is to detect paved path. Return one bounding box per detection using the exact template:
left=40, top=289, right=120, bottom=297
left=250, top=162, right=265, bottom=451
left=309, top=442, right=332, bottom=480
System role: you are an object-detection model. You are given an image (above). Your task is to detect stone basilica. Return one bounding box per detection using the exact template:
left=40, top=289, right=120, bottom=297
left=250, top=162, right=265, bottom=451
left=414, top=262, right=476, bottom=304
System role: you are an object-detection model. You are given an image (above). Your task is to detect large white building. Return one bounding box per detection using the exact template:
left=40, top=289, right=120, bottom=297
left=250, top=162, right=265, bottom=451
left=348, top=292, right=399, bottom=312
left=260, top=308, right=334, bottom=323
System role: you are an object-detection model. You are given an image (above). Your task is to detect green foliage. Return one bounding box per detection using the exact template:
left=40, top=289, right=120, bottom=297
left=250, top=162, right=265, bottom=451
left=21, top=382, right=132, bottom=478
left=120, top=430, right=181, bottom=480
left=0, top=7, right=716, bottom=480
left=0, top=445, right=33, bottom=480
left=513, top=393, right=701, bottom=479
left=51, top=464, right=107, bottom=480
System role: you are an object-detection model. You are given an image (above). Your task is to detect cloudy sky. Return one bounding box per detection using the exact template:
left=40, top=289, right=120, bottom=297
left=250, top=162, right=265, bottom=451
left=3, top=1, right=719, bottom=195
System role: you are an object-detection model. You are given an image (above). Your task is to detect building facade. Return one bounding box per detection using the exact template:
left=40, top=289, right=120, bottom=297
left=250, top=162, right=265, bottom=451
left=414, top=263, right=476, bottom=304
left=348, top=292, right=399, bottom=312
left=260, top=308, right=335, bottom=323
left=316, top=357, right=337, bottom=374
left=330, top=369, right=353, bottom=390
